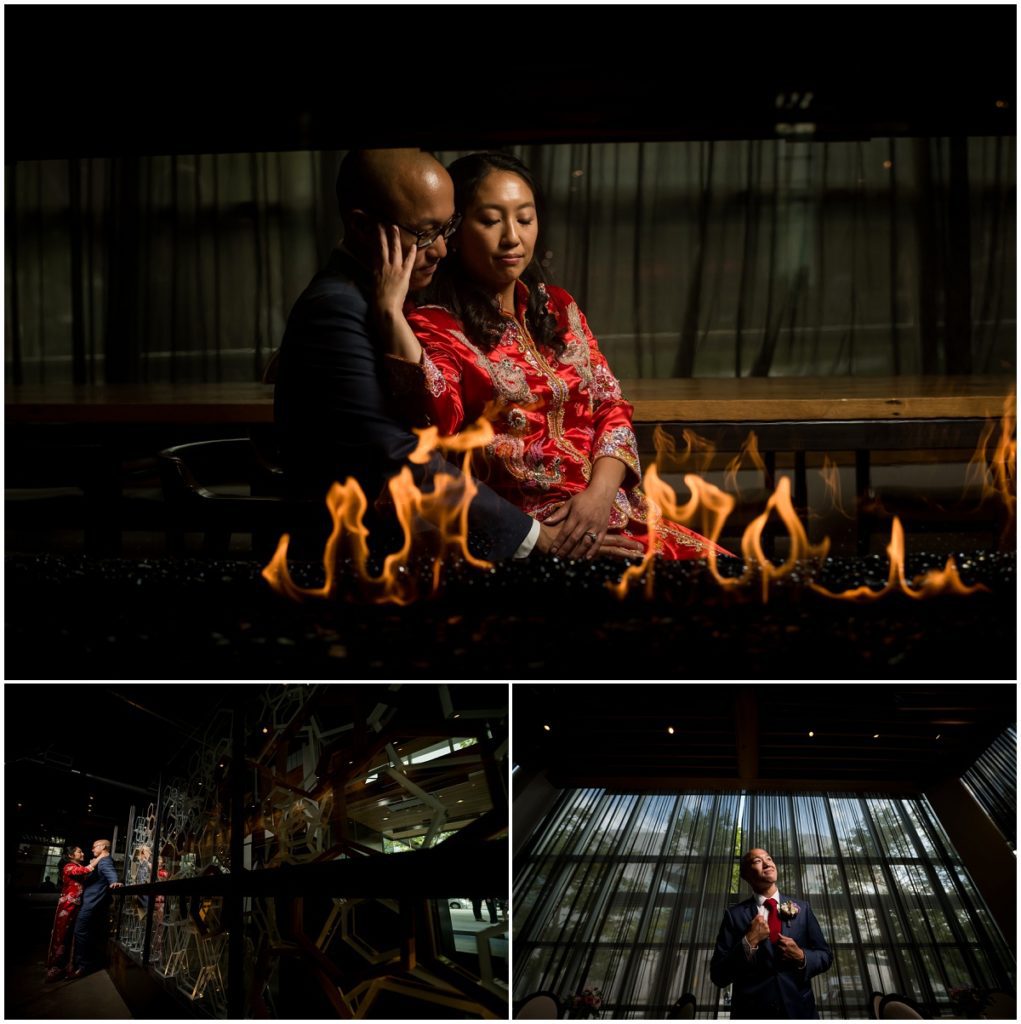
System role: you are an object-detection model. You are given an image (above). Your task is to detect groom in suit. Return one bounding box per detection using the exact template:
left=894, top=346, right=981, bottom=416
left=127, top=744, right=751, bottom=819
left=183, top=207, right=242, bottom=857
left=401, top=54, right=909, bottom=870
left=69, top=839, right=122, bottom=977
left=710, top=848, right=832, bottom=1019
left=274, top=149, right=537, bottom=560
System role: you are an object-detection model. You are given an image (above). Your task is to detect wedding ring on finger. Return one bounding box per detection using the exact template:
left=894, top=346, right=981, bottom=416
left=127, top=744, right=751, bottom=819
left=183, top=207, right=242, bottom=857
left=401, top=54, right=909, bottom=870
left=585, top=530, right=598, bottom=543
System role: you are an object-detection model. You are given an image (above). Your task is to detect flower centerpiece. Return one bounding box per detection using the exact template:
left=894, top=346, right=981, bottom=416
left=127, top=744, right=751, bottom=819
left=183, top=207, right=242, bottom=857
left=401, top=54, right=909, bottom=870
left=948, top=986, right=990, bottom=1018
left=567, top=987, right=604, bottom=1019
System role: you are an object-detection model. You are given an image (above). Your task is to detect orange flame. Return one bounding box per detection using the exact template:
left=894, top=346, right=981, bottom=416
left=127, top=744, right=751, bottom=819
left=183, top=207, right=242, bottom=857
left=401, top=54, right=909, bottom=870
left=262, top=478, right=369, bottom=602
left=611, top=468, right=828, bottom=603
left=608, top=489, right=660, bottom=601
left=811, top=517, right=989, bottom=602
left=962, top=392, right=1016, bottom=546
left=818, top=456, right=853, bottom=519
left=653, top=425, right=716, bottom=474
left=963, top=419, right=997, bottom=499
left=609, top=467, right=744, bottom=600
left=737, top=476, right=830, bottom=602
left=262, top=420, right=495, bottom=605
left=723, top=431, right=767, bottom=500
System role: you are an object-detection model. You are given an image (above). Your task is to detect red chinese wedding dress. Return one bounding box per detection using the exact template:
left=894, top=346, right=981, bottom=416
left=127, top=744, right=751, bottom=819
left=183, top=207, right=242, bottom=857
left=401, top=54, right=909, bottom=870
left=399, top=282, right=729, bottom=559
left=46, top=859, right=93, bottom=979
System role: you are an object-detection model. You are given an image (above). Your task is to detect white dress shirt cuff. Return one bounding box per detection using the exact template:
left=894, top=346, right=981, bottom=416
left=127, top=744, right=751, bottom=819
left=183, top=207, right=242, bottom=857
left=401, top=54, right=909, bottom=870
left=742, top=936, right=757, bottom=960
left=513, top=518, right=541, bottom=559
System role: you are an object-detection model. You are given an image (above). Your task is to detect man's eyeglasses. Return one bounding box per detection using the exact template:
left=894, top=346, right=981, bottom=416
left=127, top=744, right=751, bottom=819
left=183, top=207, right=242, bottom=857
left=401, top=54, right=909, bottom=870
left=389, top=213, right=462, bottom=249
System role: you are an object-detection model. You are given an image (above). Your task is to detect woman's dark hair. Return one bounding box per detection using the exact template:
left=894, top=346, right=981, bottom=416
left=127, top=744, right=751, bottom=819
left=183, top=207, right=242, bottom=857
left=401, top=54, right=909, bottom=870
left=57, top=845, right=83, bottom=877
left=428, top=151, right=564, bottom=356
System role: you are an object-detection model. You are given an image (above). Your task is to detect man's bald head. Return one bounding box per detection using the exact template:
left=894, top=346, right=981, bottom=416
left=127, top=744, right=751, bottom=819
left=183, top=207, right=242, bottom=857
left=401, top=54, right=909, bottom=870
left=336, top=148, right=447, bottom=227
left=336, top=148, right=455, bottom=289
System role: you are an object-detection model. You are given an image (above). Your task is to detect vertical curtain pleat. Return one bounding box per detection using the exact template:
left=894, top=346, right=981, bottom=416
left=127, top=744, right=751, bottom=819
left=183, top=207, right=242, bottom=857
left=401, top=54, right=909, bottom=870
left=35, top=163, right=47, bottom=382
left=68, top=157, right=86, bottom=384
left=7, top=161, right=23, bottom=385
left=961, top=725, right=1016, bottom=850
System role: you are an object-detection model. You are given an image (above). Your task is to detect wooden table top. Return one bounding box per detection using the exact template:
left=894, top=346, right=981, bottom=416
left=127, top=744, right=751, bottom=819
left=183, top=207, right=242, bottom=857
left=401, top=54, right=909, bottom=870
left=621, top=375, right=1014, bottom=422
left=6, top=376, right=1014, bottom=424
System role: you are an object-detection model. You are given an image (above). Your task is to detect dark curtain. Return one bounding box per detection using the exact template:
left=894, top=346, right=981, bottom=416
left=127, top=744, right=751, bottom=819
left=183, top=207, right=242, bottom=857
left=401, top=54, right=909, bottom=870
left=513, top=788, right=1015, bottom=1019
left=961, top=725, right=1017, bottom=851
left=5, top=139, right=1014, bottom=386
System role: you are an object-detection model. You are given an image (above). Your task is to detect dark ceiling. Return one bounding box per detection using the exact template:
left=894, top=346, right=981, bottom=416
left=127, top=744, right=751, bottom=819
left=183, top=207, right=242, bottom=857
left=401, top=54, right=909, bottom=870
left=5, top=683, right=506, bottom=842
left=5, top=8, right=1015, bottom=160
left=512, top=683, right=1017, bottom=791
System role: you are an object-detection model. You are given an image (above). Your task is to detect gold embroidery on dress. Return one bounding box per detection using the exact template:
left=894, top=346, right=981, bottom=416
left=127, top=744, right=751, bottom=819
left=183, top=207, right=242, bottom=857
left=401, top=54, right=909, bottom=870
left=506, top=407, right=530, bottom=435
left=591, top=362, right=624, bottom=403
left=420, top=352, right=447, bottom=397
left=594, top=425, right=641, bottom=478
left=559, top=302, right=595, bottom=403
left=488, top=434, right=562, bottom=491
left=452, top=328, right=536, bottom=406
left=507, top=313, right=592, bottom=475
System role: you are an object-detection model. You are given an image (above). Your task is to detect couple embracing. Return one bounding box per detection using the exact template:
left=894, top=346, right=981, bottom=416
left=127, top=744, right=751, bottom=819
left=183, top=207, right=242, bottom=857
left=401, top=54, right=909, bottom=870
left=45, top=839, right=122, bottom=981
left=274, top=149, right=733, bottom=564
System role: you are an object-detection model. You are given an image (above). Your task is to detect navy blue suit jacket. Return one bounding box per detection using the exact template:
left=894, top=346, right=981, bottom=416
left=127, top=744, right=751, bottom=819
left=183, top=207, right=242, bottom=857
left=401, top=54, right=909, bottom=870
left=274, top=250, right=533, bottom=560
left=709, top=894, right=833, bottom=1019
left=79, top=855, right=120, bottom=913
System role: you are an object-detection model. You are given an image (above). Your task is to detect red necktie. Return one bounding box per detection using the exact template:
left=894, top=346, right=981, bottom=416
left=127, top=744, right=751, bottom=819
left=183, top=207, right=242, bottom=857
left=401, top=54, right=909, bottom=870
left=765, top=898, right=781, bottom=944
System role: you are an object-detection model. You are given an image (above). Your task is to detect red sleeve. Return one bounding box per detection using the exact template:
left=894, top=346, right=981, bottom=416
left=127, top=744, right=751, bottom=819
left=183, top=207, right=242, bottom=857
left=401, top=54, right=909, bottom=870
left=404, top=306, right=470, bottom=437
left=64, top=862, right=92, bottom=878
left=548, top=286, right=642, bottom=487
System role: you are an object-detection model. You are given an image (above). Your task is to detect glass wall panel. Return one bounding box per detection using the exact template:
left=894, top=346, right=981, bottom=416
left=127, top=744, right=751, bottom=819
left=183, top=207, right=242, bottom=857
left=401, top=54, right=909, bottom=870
left=961, top=726, right=1017, bottom=850
left=109, top=684, right=509, bottom=1019
left=514, top=789, right=1015, bottom=1019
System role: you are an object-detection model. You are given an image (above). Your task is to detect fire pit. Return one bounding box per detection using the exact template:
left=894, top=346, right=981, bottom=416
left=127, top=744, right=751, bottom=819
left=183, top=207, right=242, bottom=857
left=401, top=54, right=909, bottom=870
left=5, top=548, right=1014, bottom=680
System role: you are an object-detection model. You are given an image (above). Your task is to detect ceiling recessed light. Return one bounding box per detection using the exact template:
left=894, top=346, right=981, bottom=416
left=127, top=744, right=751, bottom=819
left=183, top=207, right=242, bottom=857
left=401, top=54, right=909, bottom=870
left=543, top=724, right=551, bottom=732
left=808, top=731, right=815, bottom=738
left=667, top=726, right=675, bottom=735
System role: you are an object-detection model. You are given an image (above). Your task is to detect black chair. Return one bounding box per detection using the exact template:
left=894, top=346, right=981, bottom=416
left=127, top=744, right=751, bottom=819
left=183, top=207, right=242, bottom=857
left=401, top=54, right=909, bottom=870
left=877, top=992, right=924, bottom=1019
left=870, top=990, right=885, bottom=1019
left=158, top=438, right=323, bottom=558
left=667, top=992, right=697, bottom=1018
left=982, top=989, right=1017, bottom=1019
left=514, top=990, right=561, bottom=1020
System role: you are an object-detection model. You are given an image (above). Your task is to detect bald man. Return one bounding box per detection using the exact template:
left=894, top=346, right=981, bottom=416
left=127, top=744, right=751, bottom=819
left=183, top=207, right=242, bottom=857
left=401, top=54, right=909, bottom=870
left=69, top=839, right=122, bottom=978
left=709, top=848, right=832, bottom=1019
left=274, top=149, right=544, bottom=559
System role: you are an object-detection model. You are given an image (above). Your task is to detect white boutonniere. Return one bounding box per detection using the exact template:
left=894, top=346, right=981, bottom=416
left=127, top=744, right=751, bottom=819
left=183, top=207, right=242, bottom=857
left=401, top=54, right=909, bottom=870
left=778, top=900, right=800, bottom=920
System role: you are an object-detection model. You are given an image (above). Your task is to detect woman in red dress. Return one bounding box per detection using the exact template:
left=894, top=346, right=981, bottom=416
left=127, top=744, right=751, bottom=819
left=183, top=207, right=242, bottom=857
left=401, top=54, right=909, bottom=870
left=151, top=854, right=170, bottom=963
left=45, top=846, right=98, bottom=981
left=377, top=152, right=730, bottom=561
